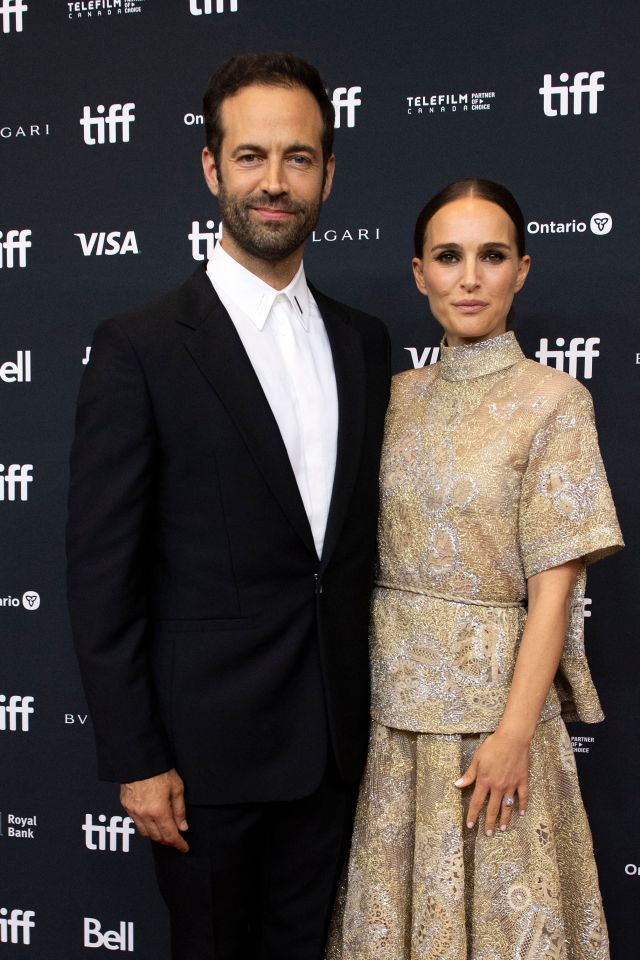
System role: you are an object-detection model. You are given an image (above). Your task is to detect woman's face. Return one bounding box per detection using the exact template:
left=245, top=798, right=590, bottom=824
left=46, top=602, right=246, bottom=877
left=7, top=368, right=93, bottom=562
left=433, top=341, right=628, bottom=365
left=412, top=196, right=531, bottom=346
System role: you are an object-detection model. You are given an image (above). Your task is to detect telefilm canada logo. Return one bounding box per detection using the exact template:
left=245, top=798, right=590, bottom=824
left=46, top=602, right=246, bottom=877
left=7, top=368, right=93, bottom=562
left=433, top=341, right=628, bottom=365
left=539, top=71, right=605, bottom=116
left=0, top=810, right=38, bottom=839
left=80, top=103, right=135, bottom=144
left=190, top=0, right=237, bottom=12
left=0, top=908, right=35, bottom=946
left=66, top=0, right=148, bottom=18
left=1, top=0, right=27, bottom=33
left=527, top=212, right=612, bottom=237
left=406, top=88, right=496, bottom=116
left=83, top=814, right=135, bottom=852
left=0, top=229, right=31, bottom=269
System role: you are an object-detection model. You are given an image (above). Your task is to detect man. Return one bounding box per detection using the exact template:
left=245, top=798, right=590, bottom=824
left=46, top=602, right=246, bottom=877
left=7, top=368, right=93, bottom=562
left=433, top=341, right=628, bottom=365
left=67, top=53, right=390, bottom=960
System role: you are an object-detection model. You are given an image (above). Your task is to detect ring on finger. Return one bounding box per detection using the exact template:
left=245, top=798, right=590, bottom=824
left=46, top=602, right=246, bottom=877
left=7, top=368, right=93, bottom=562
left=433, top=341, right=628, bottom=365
left=502, top=795, right=515, bottom=808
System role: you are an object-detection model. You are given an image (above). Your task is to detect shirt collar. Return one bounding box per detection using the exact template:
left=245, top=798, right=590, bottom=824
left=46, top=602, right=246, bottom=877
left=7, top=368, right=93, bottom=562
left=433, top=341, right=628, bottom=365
left=207, top=242, right=311, bottom=331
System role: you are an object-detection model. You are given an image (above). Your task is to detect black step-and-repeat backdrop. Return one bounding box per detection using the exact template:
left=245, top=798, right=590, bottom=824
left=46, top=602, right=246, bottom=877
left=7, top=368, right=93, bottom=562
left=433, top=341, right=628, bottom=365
left=2, top=1, right=639, bottom=957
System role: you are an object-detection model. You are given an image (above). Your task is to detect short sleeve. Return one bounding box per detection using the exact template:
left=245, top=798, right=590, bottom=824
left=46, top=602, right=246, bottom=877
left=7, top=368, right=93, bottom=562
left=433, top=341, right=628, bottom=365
left=518, top=382, right=623, bottom=580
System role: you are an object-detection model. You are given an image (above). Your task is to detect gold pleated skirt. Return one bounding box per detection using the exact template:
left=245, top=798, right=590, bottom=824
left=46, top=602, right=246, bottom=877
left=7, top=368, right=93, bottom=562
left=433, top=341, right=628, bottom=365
left=327, top=717, right=608, bottom=960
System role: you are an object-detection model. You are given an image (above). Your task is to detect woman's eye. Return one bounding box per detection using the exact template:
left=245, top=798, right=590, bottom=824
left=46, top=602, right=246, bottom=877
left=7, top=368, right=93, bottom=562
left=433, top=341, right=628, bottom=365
left=483, top=250, right=506, bottom=262
left=436, top=251, right=459, bottom=264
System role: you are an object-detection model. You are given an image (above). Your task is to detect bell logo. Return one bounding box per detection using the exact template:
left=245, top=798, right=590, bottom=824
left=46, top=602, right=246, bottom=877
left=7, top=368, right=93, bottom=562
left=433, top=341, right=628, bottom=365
left=190, top=0, right=237, bottom=12
left=75, top=231, right=140, bottom=256
left=80, top=103, right=135, bottom=145
left=83, top=814, right=135, bottom=852
left=539, top=71, right=605, bottom=116
left=331, top=87, right=362, bottom=128
left=84, top=918, right=134, bottom=952
left=0, top=908, right=35, bottom=945
left=0, top=695, right=35, bottom=732
left=0, top=350, right=31, bottom=383
left=0, top=0, right=27, bottom=34
left=0, top=229, right=32, bottom=269
left=590, top=212, right=612, bottom=235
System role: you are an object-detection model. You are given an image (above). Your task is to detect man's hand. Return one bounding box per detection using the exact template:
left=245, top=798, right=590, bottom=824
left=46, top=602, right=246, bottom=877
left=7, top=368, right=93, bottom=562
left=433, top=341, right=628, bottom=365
left=120, top=768, right=189, bottom=852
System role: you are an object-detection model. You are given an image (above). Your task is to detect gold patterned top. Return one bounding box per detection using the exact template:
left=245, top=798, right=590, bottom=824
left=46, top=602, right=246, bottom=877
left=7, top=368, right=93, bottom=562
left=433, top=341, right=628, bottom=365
left=371, top=331, right=623, bottom=734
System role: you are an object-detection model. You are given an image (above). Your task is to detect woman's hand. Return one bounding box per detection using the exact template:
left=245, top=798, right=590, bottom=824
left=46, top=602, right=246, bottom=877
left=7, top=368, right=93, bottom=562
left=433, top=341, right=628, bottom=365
left=454, top=728, right=530, bottom=836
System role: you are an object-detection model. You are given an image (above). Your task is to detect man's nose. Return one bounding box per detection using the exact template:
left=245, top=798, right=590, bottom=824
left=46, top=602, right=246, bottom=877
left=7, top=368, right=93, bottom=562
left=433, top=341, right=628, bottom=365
left=259, top=158, right=288, bottom=196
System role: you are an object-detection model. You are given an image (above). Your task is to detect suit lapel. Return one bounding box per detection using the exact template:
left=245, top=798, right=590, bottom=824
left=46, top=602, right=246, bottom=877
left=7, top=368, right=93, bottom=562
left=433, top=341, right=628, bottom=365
left=179, top=268, right=316, bottom=555
left=312, top=287, right=367, bottom=568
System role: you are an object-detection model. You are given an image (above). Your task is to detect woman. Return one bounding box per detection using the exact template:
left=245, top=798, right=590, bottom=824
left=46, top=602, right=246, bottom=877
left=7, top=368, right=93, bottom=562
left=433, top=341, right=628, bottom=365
left=328, top=180, right=623, bottom=959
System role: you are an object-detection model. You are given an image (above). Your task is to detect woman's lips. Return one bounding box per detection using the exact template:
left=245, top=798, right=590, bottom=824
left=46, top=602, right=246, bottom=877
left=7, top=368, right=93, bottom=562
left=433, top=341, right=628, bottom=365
left=452, top=300, right=488, bottom=314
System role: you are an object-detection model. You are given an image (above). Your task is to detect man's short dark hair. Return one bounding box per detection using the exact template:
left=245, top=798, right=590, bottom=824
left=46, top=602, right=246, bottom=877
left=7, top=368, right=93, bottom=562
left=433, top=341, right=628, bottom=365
left=203, top=52, right=335, bottom=168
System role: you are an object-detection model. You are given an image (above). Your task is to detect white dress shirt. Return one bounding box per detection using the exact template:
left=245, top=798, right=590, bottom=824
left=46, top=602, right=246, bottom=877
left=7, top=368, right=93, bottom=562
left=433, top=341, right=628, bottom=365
left=206, top=242, right=338, bottom=558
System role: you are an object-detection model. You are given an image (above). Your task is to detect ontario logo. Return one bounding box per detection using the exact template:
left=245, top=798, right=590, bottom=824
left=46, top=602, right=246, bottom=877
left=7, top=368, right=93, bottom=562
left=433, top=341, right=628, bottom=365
left=527, top=212, right=612, bottom=236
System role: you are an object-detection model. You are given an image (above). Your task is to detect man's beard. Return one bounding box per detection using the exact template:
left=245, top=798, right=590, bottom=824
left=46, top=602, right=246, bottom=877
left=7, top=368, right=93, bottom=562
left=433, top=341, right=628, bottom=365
left=217, top=182, right=322, bottom=262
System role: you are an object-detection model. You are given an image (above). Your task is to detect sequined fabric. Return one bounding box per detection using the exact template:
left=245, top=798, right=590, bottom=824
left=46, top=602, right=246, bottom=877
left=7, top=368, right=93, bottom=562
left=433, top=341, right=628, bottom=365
left=328, top=718, right=609, bottom=960
left=328, top=333, right=622, bottom=959
left=372, top=332, right=623, bottom=733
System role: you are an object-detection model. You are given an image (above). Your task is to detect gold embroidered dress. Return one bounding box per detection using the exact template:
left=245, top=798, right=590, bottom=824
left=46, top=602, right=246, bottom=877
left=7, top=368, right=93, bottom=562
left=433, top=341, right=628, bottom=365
left=328, top=332, right=623, bottom=960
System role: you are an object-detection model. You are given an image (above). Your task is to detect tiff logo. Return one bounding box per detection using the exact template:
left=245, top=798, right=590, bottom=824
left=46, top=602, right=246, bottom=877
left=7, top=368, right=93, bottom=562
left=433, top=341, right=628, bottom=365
left=190, top=0, right=237, bottom=12
left=80, top=103, right=135, bottom=145
left=84, top=918, right=134, bottom=952
left=539, top=71, right=605, bottom=116
left=83, top=814, right=135, bottom=852
left=536, top=337, right=600, bottom=380
left=0, top=464, right=33, bottom=501
left=189, top=219, right=222, bottom=261
left=0, top=908, right=35, bottom=945
left=0, top=229, right=31, bottom=269
left=0, top=695, right=35, bottom=732
left=332, top=87, right=362, bottom=128
left=1, top=0, right=27, bottom=33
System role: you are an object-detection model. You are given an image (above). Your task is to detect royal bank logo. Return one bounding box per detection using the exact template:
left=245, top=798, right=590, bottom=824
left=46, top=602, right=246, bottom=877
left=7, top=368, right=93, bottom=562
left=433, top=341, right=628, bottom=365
left=403, top=346, right=441, bottom=368
left=1, top=351, right=31, bottom=383
left=0, top=229, right=31, bottom=269
left=66, top=0, right=148, bottom=17
left=311, top=225, right=381, bottom=243
left=0, top=592, right=40, bottom=610
left=1, top=0, right=28, bottom=33
left=0, top=464, right=33, bottom=501
left=0, top=908, right=35, bottom=945
left=83, top=814, right=135, bottom=852
left=527, top=212, right=612, bottom=237
left=0, top=810, right=38, bottom=839
left=84, top=918, right=135, bottom=951
left=0, top=695, right=35, bottom=732
left=536, top=337, right=599, bottom=380
left=1, top=122, right=50, bottom=140
left=539, top=71, right=605, bottom=116
left=189, top=219, right=222, bottom=261
left=80, top=103, right=135, bottom=144
left=74, top=230, right=140, bottom=256
left=406, top=89, right=496, bottom=117
left=332, top=87, right=362, bottom=128
left=190, top=0, right=237, bottom=13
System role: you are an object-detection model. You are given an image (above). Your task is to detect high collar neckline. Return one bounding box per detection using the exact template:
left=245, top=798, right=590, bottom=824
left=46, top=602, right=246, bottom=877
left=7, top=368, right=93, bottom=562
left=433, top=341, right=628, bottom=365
left=439, top=331, right=525, bottom=381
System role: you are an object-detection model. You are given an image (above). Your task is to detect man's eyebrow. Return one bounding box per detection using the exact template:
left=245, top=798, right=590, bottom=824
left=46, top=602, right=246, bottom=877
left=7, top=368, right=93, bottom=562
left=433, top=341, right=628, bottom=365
left=230, top=143, right=319, bottom=157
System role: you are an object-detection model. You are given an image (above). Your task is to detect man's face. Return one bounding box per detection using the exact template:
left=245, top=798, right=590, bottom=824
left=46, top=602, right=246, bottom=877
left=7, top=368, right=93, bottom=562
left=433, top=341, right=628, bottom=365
left=202, top=84, right=335, bottom=265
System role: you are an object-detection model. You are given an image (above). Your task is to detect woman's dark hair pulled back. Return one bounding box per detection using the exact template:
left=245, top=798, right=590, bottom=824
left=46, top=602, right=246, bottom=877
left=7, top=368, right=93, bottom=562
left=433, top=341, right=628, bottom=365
left=413, top=179, right=526, bottom=259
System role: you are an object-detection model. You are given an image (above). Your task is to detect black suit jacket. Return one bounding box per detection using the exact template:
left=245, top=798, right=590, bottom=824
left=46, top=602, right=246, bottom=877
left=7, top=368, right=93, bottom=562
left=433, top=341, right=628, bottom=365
left=66, top=264, right=390, bottom=804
